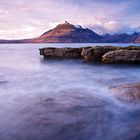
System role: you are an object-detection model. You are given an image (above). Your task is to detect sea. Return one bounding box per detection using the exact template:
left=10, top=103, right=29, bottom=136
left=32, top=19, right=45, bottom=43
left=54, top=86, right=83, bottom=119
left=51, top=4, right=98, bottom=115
left=0, top=43, right=140, bottom=140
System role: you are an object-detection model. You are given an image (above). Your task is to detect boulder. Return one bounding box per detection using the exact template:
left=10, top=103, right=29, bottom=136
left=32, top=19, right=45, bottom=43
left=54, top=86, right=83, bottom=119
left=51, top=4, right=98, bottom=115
left=102, top=50, right=140, bottom=64
left=110, top=83, right=140, bottom=104
left=81, top=46, right=118, bottom=61
left=81, top=47, right=94, bottom=61
left=93, top=46, right=118, bottom=61
left=39, top=47, right=82, bottom=59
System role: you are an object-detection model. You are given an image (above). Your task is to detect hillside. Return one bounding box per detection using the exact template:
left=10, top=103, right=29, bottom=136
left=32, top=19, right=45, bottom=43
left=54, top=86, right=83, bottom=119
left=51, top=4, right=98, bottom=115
left=31, top=21, right=102, bottom=43
left=134, top=36, right=140, bottom=43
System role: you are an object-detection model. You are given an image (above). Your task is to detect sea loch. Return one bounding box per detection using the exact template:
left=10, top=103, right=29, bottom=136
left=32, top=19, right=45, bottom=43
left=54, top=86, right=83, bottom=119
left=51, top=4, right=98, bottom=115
left=0, top=43, right=140, bottom=140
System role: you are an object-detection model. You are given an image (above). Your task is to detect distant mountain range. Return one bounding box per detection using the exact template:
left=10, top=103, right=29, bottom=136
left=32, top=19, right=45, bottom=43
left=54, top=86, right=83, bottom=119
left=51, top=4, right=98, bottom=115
left=0, top=21, right=140, bottom=43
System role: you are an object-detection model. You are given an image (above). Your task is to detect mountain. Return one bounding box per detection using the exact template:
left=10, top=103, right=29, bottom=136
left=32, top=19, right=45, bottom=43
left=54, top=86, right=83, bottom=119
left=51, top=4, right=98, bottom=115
left=134, top=36, right=140, bottom=43
left=0, top=39, right=30, bottom=43
left=31, top=21, right=102, bottom=43
left=101, top=32, right=139, bottom=43
left=0, top=21, right=140, bottom=43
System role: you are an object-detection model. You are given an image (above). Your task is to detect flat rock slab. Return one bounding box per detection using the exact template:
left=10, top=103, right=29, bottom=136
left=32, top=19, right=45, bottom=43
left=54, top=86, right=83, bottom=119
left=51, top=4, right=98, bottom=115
left=39, top=47, right=82, bottom=59
left=110, top=83, right=140, bottom=104
left=102, top=50, right=140, bottom=64
left=39, top=46, right=140, bottom=64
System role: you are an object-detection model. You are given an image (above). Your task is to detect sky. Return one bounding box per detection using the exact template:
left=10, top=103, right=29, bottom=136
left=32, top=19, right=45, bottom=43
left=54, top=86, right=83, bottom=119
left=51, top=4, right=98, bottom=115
left=0, top=0, right=140, bottom=39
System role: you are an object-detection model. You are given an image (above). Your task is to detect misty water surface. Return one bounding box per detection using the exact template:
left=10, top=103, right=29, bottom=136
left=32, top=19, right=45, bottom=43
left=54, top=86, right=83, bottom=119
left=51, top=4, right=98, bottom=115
left=0, top=43, right=140, bottom=140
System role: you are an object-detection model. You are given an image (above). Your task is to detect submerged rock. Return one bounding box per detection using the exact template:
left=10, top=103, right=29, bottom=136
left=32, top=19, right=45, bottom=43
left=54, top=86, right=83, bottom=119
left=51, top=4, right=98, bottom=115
left=110, top=83, right=140, bottom=104
left=102, top=50, right=140, bottom=64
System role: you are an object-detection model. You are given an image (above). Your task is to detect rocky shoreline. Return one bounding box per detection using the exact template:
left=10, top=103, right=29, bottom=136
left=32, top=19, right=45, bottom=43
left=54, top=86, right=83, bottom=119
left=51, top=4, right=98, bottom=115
left=39, top=46, right=140, bottom=64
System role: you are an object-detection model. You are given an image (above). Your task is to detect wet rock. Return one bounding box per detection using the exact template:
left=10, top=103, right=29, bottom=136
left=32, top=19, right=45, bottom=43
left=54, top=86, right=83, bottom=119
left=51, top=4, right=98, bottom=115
left=40, top=46, right=140, bottom=64
left=81, top=46, right=117, bottom=61
left=93, top=46, right=118, bottom=61
left=81, top=47, right=94, bottom=61
left=102, top=50, right=140, bottom=64
left=110, top=83, right=140, bottom=104
left=39, top=47, right=82, bottom=59
left=121, top=46, right=140, bottom=50
left=39, top=48, right=46, bottom=55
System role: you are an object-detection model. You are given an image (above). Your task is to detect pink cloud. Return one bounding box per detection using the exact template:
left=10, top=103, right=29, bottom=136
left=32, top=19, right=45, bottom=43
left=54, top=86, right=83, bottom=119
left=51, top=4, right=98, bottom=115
left=0, top=0, right=139, bottom=39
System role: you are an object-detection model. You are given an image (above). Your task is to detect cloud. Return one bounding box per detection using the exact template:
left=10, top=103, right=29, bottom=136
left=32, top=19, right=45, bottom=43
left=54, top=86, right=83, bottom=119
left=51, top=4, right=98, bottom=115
left=49, top=22, right=61, bottom=28
left=0, top=9, right=8, bottom=16
left=88, top=21, right=139, bottom=34
left=0, top=0, right=140, bottom=39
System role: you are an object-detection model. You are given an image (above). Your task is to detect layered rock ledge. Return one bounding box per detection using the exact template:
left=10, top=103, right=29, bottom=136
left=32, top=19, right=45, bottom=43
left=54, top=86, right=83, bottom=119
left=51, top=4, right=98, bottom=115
left=39, top=46, right=140, bottom=64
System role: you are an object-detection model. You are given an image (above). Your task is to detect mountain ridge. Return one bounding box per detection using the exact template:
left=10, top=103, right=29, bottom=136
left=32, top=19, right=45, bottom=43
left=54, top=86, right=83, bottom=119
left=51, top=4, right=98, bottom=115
left=32, top=21, right=102, bottom=43
left=0, top=21, right=140, bottom=43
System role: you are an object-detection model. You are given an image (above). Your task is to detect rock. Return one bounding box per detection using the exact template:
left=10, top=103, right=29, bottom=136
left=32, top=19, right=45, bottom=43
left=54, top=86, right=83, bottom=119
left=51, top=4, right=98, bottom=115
left=120, top=46, right=140, bottom=50
left=81, top=46, right=118, bottom=61
left=39, top=48, right=46, bottom=55
left=81, top=47, right=94, bottom=61
left=102, top=50, right=140, bottom=64
left=40, top=46, right=140, bottom=64
left=122, top=46, right=140, bottom=50
left=110, top=83, right=140, bottom=104
left=93, top=46, right=118, bottom=61
left=39, top=47, right=82, bottom=59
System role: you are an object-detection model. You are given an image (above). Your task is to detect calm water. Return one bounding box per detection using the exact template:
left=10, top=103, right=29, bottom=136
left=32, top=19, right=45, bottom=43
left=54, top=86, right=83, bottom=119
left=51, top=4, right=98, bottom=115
left=0, top=43, right=140, bottom=140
